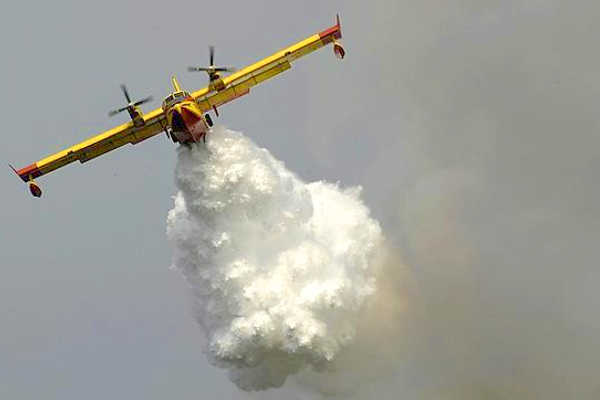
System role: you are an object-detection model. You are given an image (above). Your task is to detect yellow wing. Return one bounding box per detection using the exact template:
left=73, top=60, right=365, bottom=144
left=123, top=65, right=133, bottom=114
left=191, top=15, right=343, bottom=113
left=14, top=108, right=168, bottom=182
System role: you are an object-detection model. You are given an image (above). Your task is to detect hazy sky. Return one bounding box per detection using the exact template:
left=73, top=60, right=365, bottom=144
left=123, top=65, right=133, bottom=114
left=2, top=1, right=599, bottom=399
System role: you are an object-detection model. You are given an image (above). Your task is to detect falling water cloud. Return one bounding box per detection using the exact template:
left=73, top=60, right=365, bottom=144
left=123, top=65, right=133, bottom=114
left=167, top=126, right=384, bottom=390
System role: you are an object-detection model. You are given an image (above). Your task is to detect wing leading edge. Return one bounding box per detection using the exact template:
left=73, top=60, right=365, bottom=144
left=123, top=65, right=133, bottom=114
left=14, top=109, right=167, bottom=183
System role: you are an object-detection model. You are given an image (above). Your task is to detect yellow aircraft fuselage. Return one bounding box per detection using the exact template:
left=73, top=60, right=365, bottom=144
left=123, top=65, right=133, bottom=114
left=167, top=100, right=207, bottom=143
left=162, top=77, right=212, bottom=144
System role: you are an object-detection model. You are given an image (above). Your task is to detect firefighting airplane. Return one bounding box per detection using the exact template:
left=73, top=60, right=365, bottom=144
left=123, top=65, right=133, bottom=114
left=11, top=16, right=345, bottom=198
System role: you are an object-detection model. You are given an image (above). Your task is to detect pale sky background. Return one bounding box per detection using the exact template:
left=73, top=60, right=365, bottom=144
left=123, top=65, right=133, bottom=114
left=2, top=1, right=600, bottom=399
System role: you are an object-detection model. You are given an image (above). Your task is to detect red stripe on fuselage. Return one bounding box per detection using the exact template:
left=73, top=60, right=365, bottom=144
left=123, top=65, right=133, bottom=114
left=180, top=108, right=207, bottom=143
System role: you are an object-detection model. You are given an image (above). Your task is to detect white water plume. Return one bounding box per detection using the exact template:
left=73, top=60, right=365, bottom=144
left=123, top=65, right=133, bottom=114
left=166, top=126, right=383, bottom=390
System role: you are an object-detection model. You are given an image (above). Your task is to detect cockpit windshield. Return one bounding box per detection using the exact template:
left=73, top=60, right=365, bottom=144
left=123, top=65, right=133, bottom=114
left=162, top=91, right=191, bottom=110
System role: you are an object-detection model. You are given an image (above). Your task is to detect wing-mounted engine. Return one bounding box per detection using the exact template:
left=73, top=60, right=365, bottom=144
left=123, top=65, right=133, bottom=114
left=188, top=45, right=236, bottom=93
left=108, top=84, right=153, bottom=128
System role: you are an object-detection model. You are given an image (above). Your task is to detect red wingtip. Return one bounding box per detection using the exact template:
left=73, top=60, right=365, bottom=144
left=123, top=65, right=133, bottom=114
left=10, top=163, right=43, bottom=197
left=14, top=163, right=42, bottom=182
left=319, top=14, right=343, bottom=40
left=8, top=163, right=27, bottom=182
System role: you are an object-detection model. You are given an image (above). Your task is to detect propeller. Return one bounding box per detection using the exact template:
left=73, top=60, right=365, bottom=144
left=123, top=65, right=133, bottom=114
left=188, top=46, right=236, bottom=79
left=108, top=84, right=153, bottom=117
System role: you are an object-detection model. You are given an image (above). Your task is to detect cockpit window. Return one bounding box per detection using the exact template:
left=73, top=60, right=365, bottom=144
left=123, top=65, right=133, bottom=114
left=162, top=91, right=191, bottom=110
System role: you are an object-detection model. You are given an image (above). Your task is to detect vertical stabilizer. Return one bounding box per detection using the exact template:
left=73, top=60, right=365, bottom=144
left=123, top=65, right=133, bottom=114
left=171, top=76, right=182, bottom=92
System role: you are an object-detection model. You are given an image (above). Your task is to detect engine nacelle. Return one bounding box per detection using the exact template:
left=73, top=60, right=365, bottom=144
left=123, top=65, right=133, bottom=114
left=127, top=106, right=146, bottom=128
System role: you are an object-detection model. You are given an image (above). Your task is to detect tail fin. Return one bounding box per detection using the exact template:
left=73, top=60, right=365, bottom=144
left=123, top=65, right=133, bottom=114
left=171, top=75, right=182, bottom=92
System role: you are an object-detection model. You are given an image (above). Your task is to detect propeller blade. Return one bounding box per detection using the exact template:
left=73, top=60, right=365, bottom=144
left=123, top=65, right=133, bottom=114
left=108, top=106, right=129, bottom=117
left=188, top=66, right=210, bottom=72
left=120, top=84, right=131, bottom=103
left=133, top=96, right=153, bottom=107
left=209, top=45, right=214, bottom=66
left=214, top=67, right=236, bottom=72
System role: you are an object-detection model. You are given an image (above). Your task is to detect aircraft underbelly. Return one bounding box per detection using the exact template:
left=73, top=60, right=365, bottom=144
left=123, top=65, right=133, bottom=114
left=171, top=107, right=209, bottom=143
left=181, top=109, right=208, bottom=142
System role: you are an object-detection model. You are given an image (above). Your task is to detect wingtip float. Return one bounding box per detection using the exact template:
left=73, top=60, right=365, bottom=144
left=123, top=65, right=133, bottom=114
left=9, top=163, right=42, bottom=198
left=13, top=14, right=345, bottom=198
left=322, top=13, right=345, bottom=59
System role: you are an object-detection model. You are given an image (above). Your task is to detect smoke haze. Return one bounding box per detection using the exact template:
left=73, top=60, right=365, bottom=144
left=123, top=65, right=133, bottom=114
left=283, top=2, right=600, bottom=399
left=172, top=2, right=600, bottom=399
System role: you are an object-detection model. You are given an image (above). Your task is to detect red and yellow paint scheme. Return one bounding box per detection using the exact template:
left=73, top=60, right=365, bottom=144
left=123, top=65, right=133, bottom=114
left=11, top=15, right=344, bottom=198
left=162, top=76, right=213, bottom=144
